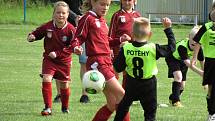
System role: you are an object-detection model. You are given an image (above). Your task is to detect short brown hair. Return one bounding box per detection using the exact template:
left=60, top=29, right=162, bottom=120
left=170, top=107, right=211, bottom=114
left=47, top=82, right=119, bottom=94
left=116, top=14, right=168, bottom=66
left=132, top=17, right=151, bottom=39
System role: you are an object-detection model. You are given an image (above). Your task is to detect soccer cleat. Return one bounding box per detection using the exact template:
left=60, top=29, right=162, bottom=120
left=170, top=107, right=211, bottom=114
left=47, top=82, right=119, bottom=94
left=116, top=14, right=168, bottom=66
left=53, top=94, right=61, bottom=103
left=172, top=101, right=184, bottom=107
left=62, top=107, right=70, bottom=114
left=207, top=114, right=211, bottom=121
left=208, top=114, right=215, bottom=121
left=79, top=95, right=89, bottom=103
left=41, top=108, right=52, bottom=116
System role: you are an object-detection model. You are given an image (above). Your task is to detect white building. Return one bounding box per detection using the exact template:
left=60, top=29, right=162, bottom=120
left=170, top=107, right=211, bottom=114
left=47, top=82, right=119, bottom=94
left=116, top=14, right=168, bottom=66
left=136, top=0, right=214, bottom=24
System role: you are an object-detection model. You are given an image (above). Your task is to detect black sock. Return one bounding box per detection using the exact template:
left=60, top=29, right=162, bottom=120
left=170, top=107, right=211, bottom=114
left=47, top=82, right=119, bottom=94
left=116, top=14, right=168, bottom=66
left=172, top=81, right=181, bottom=103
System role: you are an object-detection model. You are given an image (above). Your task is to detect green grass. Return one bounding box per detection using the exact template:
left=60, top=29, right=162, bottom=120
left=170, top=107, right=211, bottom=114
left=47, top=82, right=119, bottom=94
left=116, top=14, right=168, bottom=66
left=0, top=2, right=208, bottom=121
left=0, top=24, right=208, bottom=121
left=0, top=2, right=119, bottom=25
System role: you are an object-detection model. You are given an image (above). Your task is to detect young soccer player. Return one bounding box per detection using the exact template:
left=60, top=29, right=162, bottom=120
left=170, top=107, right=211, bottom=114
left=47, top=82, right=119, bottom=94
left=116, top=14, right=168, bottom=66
left=109, top=0, right=140, bottom=88
left=192, top=4, right=215, bottom=120
left=27, top=1, right=75, bottom=115
left=113, top=17, right=176, bottom=121
left=57, top=0, right=130, bottom=120
left=166, top=26, right=204, bottom=107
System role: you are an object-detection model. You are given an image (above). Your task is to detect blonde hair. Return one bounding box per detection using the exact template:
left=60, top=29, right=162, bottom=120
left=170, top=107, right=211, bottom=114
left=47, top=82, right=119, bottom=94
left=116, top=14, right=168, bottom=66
left=82, top=0, right=99, bottom=14
left=132, top=17, right=151, bottom=39
left=189, top=26, right=200, bottom=40
left=53, top=1, right=69, bottom=13
left=212, top=2, right=215, bottom=9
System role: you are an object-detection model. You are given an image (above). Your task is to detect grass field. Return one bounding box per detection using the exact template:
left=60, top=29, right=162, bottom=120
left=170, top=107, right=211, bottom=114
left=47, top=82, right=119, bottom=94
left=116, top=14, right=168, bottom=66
left=0, top=2, right=209, bottom=121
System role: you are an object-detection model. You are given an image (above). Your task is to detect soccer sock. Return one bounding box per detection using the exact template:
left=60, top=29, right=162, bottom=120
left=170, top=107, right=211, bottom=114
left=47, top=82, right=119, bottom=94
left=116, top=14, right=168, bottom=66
left=60, top=88, right=70, bottom=109
left=42, top=82, right=52, bottom=108
left=172, top=81, right=181, bottom=103
left=115, top=104, right=130, bottom=121
left=123, top=112, right=130, bottom=121
left=92, top=105, right=113, bottom=121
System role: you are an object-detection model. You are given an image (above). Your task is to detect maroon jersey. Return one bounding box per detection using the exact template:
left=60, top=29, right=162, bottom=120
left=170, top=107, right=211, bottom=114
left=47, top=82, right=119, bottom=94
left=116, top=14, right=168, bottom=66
left=109, top=9, right=141, bottom=48
left=31, top=20, right=75, bottom=62
left=70, top=11, right=111, bottom=56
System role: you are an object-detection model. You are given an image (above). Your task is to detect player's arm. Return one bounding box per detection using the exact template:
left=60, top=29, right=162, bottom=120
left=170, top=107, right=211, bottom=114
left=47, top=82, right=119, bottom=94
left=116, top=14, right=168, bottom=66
left=51, top=27, right=77, bottom=59
left=191, top=25, right=206, bottom=65
left=197, top=47, right=205, bottom=70
left=27, top=24, right=46, bottom=42
left=156, top=18, right=176, bottom=59
left=177, top=46, right=203, bottom=76
left=113, top=47, right=126, bottom=73
left=184, top=59, right=203, bottom=76
left=108, top=13, right=121, bottom=47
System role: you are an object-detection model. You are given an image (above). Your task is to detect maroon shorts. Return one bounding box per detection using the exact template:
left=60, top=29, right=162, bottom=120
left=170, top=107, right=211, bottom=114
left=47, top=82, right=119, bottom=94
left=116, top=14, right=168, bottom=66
left=86, top=55, right=115, bottom=81
left=42, top=58, right=71, bottom=81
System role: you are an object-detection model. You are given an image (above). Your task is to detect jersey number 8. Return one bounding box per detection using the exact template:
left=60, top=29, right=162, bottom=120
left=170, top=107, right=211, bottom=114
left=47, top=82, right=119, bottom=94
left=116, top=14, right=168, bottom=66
left=132, top=57, right=144, bottom=79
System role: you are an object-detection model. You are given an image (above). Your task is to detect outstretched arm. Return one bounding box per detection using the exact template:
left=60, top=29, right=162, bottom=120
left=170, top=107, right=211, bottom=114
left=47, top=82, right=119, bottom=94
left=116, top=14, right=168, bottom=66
left=156, top=18, right=176, bottom=59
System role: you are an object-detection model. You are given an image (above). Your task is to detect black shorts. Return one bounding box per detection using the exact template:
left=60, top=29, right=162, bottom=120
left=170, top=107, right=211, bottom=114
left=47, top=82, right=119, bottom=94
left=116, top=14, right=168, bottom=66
left=203, top=58, right=215, bottom=86
left=165, top=55, right=188, bottom=81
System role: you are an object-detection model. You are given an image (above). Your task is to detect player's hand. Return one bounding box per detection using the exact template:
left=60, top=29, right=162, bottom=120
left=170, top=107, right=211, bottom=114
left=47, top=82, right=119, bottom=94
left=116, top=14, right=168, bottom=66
left=162, top=17, right=172, bottom=29
left=49, top=52, right=57, bottom=59
left=120, top=41, right=128, bottom=48
left=120, top=34, right=131, bottom=43
left=27, top=34, right=36, bottom=42
left=74, top=46, right=83, bottom=55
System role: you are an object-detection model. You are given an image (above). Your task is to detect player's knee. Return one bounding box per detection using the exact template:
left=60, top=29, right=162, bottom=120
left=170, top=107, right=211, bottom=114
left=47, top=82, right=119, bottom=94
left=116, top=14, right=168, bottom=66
left=60, top=81, right=70, bottom=89
left=42, top=75, right=52, bottom=82
left=173, top=72, right=182, bottom=82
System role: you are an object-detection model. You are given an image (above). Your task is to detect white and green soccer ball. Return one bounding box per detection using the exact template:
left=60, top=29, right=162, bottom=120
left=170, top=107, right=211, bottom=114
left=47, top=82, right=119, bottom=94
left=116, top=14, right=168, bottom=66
left=82, top=70, right=106, bottom=94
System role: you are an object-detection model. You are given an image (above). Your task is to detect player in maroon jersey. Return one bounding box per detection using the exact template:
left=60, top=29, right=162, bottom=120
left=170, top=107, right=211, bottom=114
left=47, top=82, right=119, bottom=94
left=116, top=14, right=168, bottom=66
left=27, top=1, right=75, bottom=116
left=109, top=0, right=141, bottom=88
left=56, top=0, right=129, bottom=120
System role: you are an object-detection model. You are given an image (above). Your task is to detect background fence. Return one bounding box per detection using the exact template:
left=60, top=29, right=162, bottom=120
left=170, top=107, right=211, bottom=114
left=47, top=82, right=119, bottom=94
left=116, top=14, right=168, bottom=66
left=136, top=0, right=214, bottom=24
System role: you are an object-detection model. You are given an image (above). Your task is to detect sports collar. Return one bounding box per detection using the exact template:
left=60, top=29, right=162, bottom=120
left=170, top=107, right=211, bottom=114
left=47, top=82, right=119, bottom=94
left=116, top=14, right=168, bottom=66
left=53, top=20, right=68, bottom=29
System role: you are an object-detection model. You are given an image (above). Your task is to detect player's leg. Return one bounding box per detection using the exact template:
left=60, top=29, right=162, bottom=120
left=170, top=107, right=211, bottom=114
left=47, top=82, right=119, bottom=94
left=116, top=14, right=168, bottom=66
left=179, top=65, right=188, bottom=96
left=140, top=77, right=157, bottom=121
left=165, top=57, right=183, bottom=106
left=41, top=74, right=53, bottom=116
left=59, top=80, right=70, bottom=113
left=55, top=63, right=71, bottom=113
left=114, top=93, right=133, bottom=121
left=53, top=80, right=61, bottom=103
left=92, top=77, right=124, bottom=121
left=170, top=70, right=183, bottom=107
left=40, top=59, right=55, bottom=116
left=79, top=44, right=90, bottom=103
left=93, top=77, right=130, bottom=121
left=202, top=59, right=215, bottom=120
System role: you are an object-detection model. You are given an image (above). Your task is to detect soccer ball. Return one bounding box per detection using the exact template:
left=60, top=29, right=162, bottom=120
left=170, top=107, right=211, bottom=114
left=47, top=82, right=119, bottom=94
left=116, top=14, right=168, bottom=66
left=82, top=70, right=106, bottom=94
